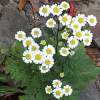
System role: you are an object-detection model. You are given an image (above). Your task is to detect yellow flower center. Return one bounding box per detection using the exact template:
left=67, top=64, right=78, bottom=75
left=53, top=7, right=59, bottom=13
left=62, top=16, right=68, bottom=22
left=62, top=49, right=67, bottom=54
left=25, top=54, right=31, bottom=60
left=76, top=32, right=82, bottom=37
left=48, top=21, right=53, bottom=26
left=55, top=90, right=61, bottom=96
left=45, top=59, right=50, bottom=65
left=62, top=33, right=68, bottom=39
left=42, top=66, right=47, bottom=70
left=55, top=82, right=59, bottom=86
left=35, top=54, right=42, bottom=60
left=73, top=24, right=78, bottom=29
left=63, top=3, right=68, bottom=8
left=70, top=39, right=76, bottom=45
left=90, top=18, right=94, bottom=23
left=18, top=34, right=23, bottom=38
left=46, top=48, right=52, bottom=54
left=31, top=46, right=37, bottom=51
left=85, top=33, right=90, bottom=37
left=26, top=40, right=32, bottom=46
left=33, top=31, right=39, bottom=36
left=42, top=8, right=48, bottom=13
left=64, top=88, right=70, bottom=93
left=47, top=87, right=52, bottom=92
left=78, top=18, right=84, bottom=23
left=85, top=39, right=89, bottom=43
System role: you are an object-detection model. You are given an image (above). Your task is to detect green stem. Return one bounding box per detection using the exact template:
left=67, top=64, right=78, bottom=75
left=56, top=21, right=60, bottom=59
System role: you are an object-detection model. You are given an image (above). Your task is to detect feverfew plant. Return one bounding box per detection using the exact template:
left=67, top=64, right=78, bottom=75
left=4, top=1, right=100, bottom=100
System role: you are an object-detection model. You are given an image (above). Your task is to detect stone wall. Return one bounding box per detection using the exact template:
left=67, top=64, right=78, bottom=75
left=77, top=0, right=100, bottom=23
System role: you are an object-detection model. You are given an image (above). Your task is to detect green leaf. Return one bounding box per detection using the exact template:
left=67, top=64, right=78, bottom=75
left=5, top=57, right=32, bottom=86
left=62, top=44, right=100, bottom=100
left=0, top=74, right=8, bottom=83
left=0, top=86, right=19, bottom=96
left=0, top=54, right=5, bottom=64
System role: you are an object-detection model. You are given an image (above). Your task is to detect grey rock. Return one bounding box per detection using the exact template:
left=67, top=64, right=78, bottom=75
left=24, top=2, right=46, bottom=28
left=12, top=0, right=19, bottom=3
left=77, top=0, right=100, bottom=22
left=0, top=4, right=3, bottom=12
left=80, top=81, right=100, bottom=100
left=95, top=38, right=100, bottom=48
left=0, top=2, right=29, bottom=48
left=0, top=0, right=9, bottom=6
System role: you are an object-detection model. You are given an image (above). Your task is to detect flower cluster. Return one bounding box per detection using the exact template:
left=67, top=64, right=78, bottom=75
left=15, top=28, right=55, bottom=74
left=45, top=79, right=73, bottom=99
left=15, top=1, right=97, bottom=99
left=39, top=1, right=70, bottom=17
left=39, top=1, right=97, bottom=57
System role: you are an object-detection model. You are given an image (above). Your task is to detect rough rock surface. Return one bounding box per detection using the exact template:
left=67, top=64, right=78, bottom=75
left=77, top=0, right=100, bottom=22
left=80, top=81, right=100, bottom=100
left=0, top=1, right=29, bottom=47
left=0, top=0, right=9, bottom=6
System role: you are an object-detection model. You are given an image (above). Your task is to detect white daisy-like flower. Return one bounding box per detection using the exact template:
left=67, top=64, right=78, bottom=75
left=83, top=30, right=93, bottom=39
left=23, top=50, right=33, bottom=64
left=23, top=37, right=34, bottom=47
left=39, top=65, right=50, bottom=73
left=73, top=31, right=84, bottom=40
left=28, top=42, right=39, bottom=52
left=87, top=15, right=97, bottom=26
left=67, top=36, right=79, bottom=49
left=61, top=31, right=69, bottom=40
left=63, top=85, right=73, bottom=96
left=33, top=50, right=43, bottom=64
left=70, top=22, right=82, bottom=31
left=59, top=47, right=70, bottom=57
left=50, top=4, right=62, bottom=16
left=46, top=18, right=56, bottom=28
left=52, top=79, right=62, bottom=88
left=70, top=50, right=75, bottom=56
left=31, top=28, right=42, bottom=38
left=53, top=88, right=63, bottom=99
left=83, top=37, right=92, bottom=46
left=45, top=85, right=52, bottom=94
left=60, top=1, right=70, bottom=10
left=43, top=45, right=55, bottom=56
left=75, top=14, right=87, bottom=26
left=15, top=31, right=26, bottom=41
left=39, top=5, right=50, bottom=17
left=42, top=56, right=54, bottom=69
left=59, top=14, right=72, bottom=26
